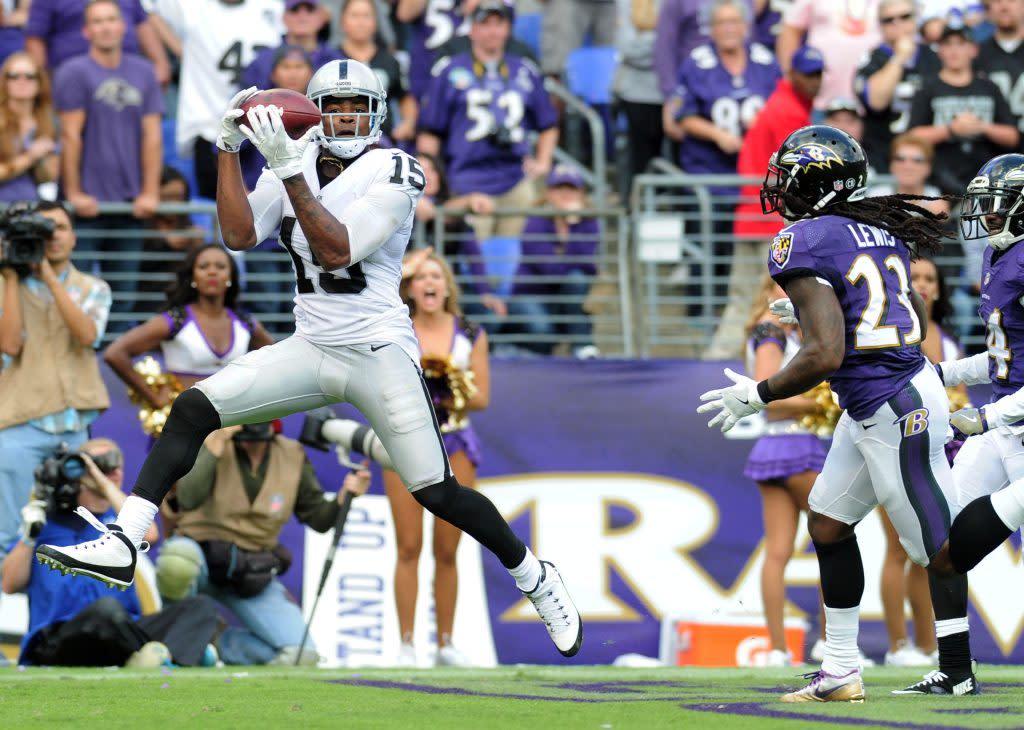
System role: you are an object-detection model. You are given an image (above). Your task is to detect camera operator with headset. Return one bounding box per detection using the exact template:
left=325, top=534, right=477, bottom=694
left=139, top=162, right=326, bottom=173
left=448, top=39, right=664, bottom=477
left=2, top=438, right=221, bottom=667
left=0, top=200, right=111, bottom=564
left=155, top=421, right=371, bottom=666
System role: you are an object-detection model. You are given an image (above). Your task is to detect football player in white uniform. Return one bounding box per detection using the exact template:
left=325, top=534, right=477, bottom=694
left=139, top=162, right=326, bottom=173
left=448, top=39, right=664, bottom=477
left=37, top=60, right=583, bottom=659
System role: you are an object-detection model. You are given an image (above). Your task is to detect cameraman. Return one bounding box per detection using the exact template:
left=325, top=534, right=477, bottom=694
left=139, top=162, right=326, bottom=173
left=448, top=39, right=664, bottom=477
left=0, top=200, right=111, bottom=564
left=416, top=1, right=559, bottom=241
left=157, top=422, right=370, bottom=666
left=2, top=438, right=220, bottom=667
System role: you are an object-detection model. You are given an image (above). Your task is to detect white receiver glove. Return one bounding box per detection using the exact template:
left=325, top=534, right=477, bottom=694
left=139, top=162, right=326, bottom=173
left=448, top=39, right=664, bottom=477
left=217, top=86, right=259, bottom=153
left=20, top=498, right=47, bottom=545
left=769, top=297, right=798, bottom=325
left=239, top=104, right=320, bottom=180
left=697, top=367, right=767, bottom=432
left=949, top=406, right=990, bottom=437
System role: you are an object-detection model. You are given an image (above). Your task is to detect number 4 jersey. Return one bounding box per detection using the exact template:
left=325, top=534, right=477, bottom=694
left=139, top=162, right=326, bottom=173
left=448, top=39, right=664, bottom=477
left=768, top=215, right=925, bottom=420
left=248, top=146, right=424, bottom=360
left=979, top=244, right=1024, bottom=400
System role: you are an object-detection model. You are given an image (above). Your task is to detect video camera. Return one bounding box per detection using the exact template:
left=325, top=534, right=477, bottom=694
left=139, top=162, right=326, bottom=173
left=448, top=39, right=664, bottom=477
left=0, top=201, right=58, bottom=275
left=33, top=443, right=86, bottom=515
left=299, top=407, right=395, bottom=471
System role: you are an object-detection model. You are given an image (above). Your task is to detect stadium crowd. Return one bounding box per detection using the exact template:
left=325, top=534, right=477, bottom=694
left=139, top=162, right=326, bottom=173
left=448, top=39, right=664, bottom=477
left=0, top=0, right=1022, bottom=670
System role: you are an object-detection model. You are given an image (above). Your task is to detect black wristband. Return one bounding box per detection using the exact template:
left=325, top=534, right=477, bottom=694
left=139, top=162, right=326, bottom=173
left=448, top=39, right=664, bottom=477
left=756, top=380, right=777, bottom=404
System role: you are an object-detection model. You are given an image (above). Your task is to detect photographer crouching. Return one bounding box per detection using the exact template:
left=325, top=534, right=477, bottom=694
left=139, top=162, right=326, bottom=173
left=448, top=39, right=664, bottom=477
left=1, top=438, right=221, bottom=667
left=0, top=201, right=110, bottom=564
left=157, top=422, right=371, bottom=666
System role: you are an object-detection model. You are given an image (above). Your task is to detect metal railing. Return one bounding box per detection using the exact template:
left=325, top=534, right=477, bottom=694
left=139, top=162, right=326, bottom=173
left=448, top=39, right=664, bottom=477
left=629, top=172, right=984, bottom=358
left=66, top=202, right=632, bottom=356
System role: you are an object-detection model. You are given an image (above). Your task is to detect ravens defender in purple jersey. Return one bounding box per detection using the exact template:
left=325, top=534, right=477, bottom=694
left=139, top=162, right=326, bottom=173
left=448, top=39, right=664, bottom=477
left=698, top=125, right=984, bottom=701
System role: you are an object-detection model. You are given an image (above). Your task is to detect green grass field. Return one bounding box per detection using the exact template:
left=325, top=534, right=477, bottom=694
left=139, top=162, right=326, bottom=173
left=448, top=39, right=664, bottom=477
left=2, top=665, right=1023, bottom=729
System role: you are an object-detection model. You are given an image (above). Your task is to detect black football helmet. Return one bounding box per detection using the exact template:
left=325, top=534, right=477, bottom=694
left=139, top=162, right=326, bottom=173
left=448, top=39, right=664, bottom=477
left=960, top=154, right=1024, bottom=251
left=760, top=125, right=869, bottom=219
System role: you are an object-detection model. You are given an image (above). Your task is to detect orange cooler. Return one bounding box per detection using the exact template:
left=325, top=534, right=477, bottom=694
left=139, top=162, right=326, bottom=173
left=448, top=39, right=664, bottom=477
left=659, top=614, right=807, bottom=667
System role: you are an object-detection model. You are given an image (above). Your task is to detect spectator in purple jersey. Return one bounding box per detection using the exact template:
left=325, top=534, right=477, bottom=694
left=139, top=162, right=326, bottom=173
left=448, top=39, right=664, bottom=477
left=0, top=1, right=30, bottom=67
left=417, top=1, right=559, bottom=241
left=0, top=52, right=58, bottom=203
left=412, top=152, right=507, bottom=318
left=397, top=0, right=473, bottom=102
left=25, top=0, right=169, bottom=84
left=653, top=0, right=758, bottom=99
left=53, top=0, right=163, bottom=332
left=505, top=165, right=599, bottom=357
left=334, top=0, right=416, bottom=142
left=241, top=0, right=340, bottom=91
left=664, top=0, right=780, bottom=187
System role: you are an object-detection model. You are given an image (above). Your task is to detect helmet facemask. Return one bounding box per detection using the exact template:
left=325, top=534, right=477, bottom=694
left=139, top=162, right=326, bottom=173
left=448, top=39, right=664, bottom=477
left=760, top=152, right=792, bottom=216
left=960, top=178, right=1024, bottom=251
left=315, top=92, right=387, bottom=159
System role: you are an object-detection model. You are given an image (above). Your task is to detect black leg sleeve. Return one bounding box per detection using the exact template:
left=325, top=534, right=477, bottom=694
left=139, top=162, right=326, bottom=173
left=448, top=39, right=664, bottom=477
left=950, top=495, right=1014, bottom=575
left=814, top=534, right=865, bottom=609
left=413, top=475, right=527, bottom=569
left=131, top=388, right=222, bottom=505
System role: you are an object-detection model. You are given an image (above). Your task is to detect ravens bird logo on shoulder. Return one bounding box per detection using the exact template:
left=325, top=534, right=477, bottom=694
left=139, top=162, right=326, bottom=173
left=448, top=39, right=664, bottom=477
left=771, top=232, right=794, bottom=268
left=780, top=143, right=843, bottom=174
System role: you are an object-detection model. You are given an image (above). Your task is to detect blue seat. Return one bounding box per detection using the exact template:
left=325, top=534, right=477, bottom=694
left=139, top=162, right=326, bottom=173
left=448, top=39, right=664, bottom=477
left=564, top=46, right=618, bottom=106
left=479, top=236, right=521, bottom=298
left=513, top=13, right=542, bottom=59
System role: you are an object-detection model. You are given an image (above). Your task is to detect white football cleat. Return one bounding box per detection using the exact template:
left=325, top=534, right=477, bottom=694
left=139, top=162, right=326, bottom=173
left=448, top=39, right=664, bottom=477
left=35, top=507, right=147, bottom=589
left=763, top=649, right=793, bottom=667
left=396, top=641, right=417, bottom=668
left=884, top=642, right=934, bottom=667
left=524, top=561, right=583, bottom=657
left=436, top=642, right=471, bottom=667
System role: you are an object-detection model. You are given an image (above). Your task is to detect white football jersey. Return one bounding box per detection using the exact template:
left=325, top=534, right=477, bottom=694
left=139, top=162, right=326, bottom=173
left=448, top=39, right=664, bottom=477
left=152, top=0, right=283, bottom=157
left=248, top=146, right=425, bottom=361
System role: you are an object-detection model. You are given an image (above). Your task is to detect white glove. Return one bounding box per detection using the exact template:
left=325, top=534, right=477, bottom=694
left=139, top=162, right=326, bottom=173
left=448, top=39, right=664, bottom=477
left=216, top=86, right=259, bottom=153
left=769, top=297, right=798, bottom=325
left=950, top=405, right=996, bottom=437
left=697, top=367, right=767, bottom=432
left=239, top=104, right=320, bottom=180
left=20, top=499, right=47, bottom=544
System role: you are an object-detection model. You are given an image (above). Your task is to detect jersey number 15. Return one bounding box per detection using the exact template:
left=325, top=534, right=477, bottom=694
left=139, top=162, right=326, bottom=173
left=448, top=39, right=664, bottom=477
left=280, top=216, right=367, bottom=295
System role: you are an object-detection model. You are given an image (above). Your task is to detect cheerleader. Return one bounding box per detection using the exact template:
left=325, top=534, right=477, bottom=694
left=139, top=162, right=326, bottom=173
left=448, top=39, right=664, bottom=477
left=743, top=275, right=828, bottom=667
left=103, top=243, right=273, bottom=403
left=385, top=249, right=490, bottom=666
left=877, top=256, right=962, bottom=666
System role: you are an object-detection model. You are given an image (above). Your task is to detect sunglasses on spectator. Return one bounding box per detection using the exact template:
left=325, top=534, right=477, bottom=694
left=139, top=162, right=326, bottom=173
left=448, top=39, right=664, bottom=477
left=5, top=72, right=38, bottom=80
left=893, top=154, right=927, bottom=164
left=880, top=12, right=913, bottom=24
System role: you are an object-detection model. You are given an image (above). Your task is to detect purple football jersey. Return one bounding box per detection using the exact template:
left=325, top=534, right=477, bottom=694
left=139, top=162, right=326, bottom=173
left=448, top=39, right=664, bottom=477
left=674, top=43, right=780, bottom=176
left=408, top=0, right=470, bottom=100
left=767, top=214, right=926, bottom=420
left=979, top=244, right=1024, bottom=399
left=418, top=53, right=558, bottom=196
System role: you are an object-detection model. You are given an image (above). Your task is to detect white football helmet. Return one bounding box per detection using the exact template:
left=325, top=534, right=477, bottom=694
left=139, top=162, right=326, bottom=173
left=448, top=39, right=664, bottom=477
left=307, top=59, right=387, bottom=159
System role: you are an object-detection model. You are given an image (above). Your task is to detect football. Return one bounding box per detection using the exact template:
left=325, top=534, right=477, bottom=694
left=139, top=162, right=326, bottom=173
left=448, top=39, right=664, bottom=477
left=237, top=88, right=321, bottom=140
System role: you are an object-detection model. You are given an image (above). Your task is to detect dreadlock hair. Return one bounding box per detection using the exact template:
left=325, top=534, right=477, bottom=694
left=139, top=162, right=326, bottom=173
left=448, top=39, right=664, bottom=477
left=778, top=190, right=958, bottom=258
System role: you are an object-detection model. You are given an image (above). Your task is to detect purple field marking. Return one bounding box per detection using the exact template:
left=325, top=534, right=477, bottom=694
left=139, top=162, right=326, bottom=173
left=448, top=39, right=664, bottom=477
left=326, top=679, right=689, bottom=703
left=686, top=702, right=990, bottom=730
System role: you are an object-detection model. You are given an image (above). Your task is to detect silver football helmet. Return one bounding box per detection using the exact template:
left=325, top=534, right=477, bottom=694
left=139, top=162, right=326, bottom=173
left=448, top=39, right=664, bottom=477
left=307, top=59, right=387, bottom=159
